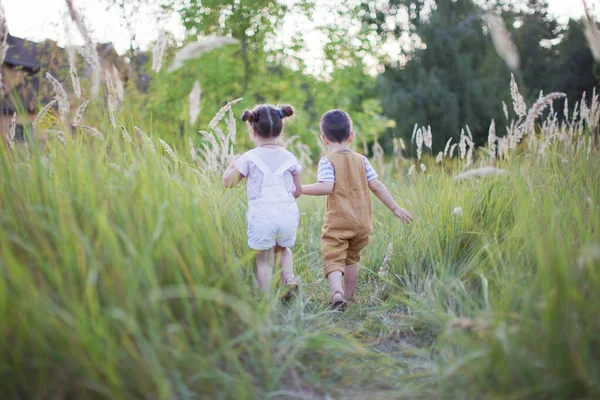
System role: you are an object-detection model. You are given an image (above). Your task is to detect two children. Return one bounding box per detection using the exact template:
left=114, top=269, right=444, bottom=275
left=224, top=105, right=412, bottom=307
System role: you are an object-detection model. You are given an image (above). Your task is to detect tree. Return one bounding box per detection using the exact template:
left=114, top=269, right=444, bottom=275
left=554, top=19, right=599, bottom=107
left=177, top=0, right=287, bottom=93
left=363, top=0, right=512, bottom=150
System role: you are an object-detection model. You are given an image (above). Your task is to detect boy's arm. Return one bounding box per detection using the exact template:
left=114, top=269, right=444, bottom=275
left=302, top=181, right=334, bottom=196
left=223, top=156, right=244, bottom=188
left=303, top=156, right=334, bottom=196
left=368, top=178, right=413, bottom=223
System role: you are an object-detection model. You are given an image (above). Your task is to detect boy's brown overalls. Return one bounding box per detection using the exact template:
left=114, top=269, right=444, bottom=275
left=321, top=150, right=372, bottom=276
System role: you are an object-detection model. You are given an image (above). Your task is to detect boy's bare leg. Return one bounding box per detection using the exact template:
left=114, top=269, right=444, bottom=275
left=256, top=249, right=275, bottom=295
left=344, top=264, right=358, bottom=302
left=327, top=271, right=344, bottom=304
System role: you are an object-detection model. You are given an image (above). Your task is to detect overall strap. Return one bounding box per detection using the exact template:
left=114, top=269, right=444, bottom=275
left=274, top=157, right=298, bottom=175
left=244, top=150, right=274, bottom=175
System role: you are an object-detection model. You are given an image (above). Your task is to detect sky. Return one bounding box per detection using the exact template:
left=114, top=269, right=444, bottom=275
left=0, top=0, right=595, bottom=73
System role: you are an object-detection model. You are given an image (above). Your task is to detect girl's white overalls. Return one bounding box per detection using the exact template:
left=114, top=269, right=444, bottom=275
left=244, top=150, right=300, bottom=251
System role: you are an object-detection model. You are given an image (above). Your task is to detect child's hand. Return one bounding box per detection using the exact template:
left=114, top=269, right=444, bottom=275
left=393, top=207, right=413, bottom=224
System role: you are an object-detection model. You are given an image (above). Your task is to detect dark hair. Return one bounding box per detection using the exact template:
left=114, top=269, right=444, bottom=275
left=320, top=109, right=352, bottom=143
left=241, top=104, right=294, bottom=138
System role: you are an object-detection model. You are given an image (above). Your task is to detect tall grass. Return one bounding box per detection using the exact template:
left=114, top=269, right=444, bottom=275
left=0, top=28, right=599, bottom=398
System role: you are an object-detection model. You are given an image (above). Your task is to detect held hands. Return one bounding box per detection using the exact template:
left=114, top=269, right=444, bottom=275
left=393, top=207, right=413, bottom=224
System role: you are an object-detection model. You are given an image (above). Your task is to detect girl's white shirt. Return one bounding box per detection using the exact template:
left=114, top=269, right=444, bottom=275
left=233, top=147, right=302, bottom=201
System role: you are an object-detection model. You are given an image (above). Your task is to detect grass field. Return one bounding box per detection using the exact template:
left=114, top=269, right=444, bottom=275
left=1, top=81, right=599, bottom=399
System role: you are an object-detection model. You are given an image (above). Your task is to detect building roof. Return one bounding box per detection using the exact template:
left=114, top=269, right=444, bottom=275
left=5, top=34, right=41, bottom=70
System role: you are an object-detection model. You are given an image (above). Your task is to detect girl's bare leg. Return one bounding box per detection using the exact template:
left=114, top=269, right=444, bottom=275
left=344, top=264, right=358, bottom=302
left=275, top=246, right=295, bottom=282
left=255, top=249, right=275, bottom=295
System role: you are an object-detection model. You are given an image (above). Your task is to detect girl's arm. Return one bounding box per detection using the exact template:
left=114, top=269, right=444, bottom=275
left=223, top=157, right=244, bottom=188
left=368, top=178, right=413, bottom=223
left=293, top=174, right=303, bottom=198
left=302, top=182, right=334, bottom=196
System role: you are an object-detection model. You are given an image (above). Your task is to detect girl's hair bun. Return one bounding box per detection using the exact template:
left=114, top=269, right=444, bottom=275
left=279, top=105, right=294, bottom=118
left=241, top=110, right=256, bottom=122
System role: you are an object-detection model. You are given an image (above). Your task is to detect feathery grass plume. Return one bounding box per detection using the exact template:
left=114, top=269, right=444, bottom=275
left=588, top=88, right=600, bottom=131
left=436, top=151, right=443, bottom=164
left=454, top=166, right=506, bottom=181
left=152, top=30, right=168, bottom=73
left=459, top=129, right=467, bottom=160
left=452, top=207, right=463, bottom=216
left=415, top=128, right=424, bottom=160
left=407, top=164, right=416, bottom=176
left=169, top=36, right=239, bottom=72
left=45, top=73, right=70, bottom=124
left=159, top=139, right=177, bottom=161
left=378, top=241, right=393, bottom=277
left=466, top=141, right=474, bottom=166
left=105, top=68, right=119, bottom=128
left=189, top=137, right=199, bottom=163
left=449, top=143, right=458, bottom=158
left=497, top=137, right=509, bottom=159
left=63, top=15, right=81, bottom=99
left=510, top=74, right=527, bottom=118
left=443, top=138, right=453, bottom=157
left=484, top=13, right=520, bottom=71
left=488, top=119, right=497, bottom=159
left=189, top=81, right=202, bottom=125
left=111, top=64, right=124, bottom=104
left=72, top=100, right=89, bottom=125
left=65, top=0, right=101, bottom=96
left=423, top=125, right=432, bottom=149
left=32, top=99, right=58, bottom=130
left=43, top=129, right=67, bottom=145
left=583, top=0, right=600, bottom=62
left=135, top=126, right=155, bottom=152
left=209, top=98, right=243, bottom=130
left=226, top=108, right=237, bottom=146
left=4, top=112, right=16, bottom=149
left=524, top=92, right=566, bottom=132
left=411, top=123, right=418, bottom=142
left=121, top=126, right=132, bottom=143
left=420, top=163, right=427, bottom=172
left=0, top=3, right=8, bottom=98
left=73, top=124, right=104, bottom=140
left=107, top=96, right=117, bottom=128
left=465, top=125, right=473, bottom=140
left=502, top=101, right=509, bottom=120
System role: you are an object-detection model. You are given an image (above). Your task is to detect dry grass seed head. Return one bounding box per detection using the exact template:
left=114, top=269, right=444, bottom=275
left=65, top=0, right=101, bottom=96
left=0, top=4, right=8, bottom=97
left=73, top=124, right=104, bottom=140
left=33, top=100, right=58, bottom=130
left=510, top=74, right=527, bottom=118
left=73, top=100, right=90, bottom=125
left=159, top=139, right=177, bottom=161
left=583, top=0, right=600, bottom=62
left=454, top=167, right=506, bottom=181
left=46, top=73, right=70, bottom=124
left=484, top=13, right=520, bottom=71
left=189, top=81, right=202, bottom=125
left=152, top=30, right=168, bottom=73
left=169, top=37, right=239, bottom=72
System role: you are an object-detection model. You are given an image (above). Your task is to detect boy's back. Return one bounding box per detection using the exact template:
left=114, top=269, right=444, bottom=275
left=323, top=150, right=372, bottom=234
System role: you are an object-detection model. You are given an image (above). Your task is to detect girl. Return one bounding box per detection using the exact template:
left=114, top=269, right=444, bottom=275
left=223, top=104, right=301, bottom=298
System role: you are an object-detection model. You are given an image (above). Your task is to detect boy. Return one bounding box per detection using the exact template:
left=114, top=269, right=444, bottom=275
left=303, top=109, right=413, bottom=309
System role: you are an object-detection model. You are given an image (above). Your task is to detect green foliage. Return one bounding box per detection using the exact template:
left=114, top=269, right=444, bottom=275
left=1, top=106, right=599, bottom=398
left=361, top=0, right=600, bottom=151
